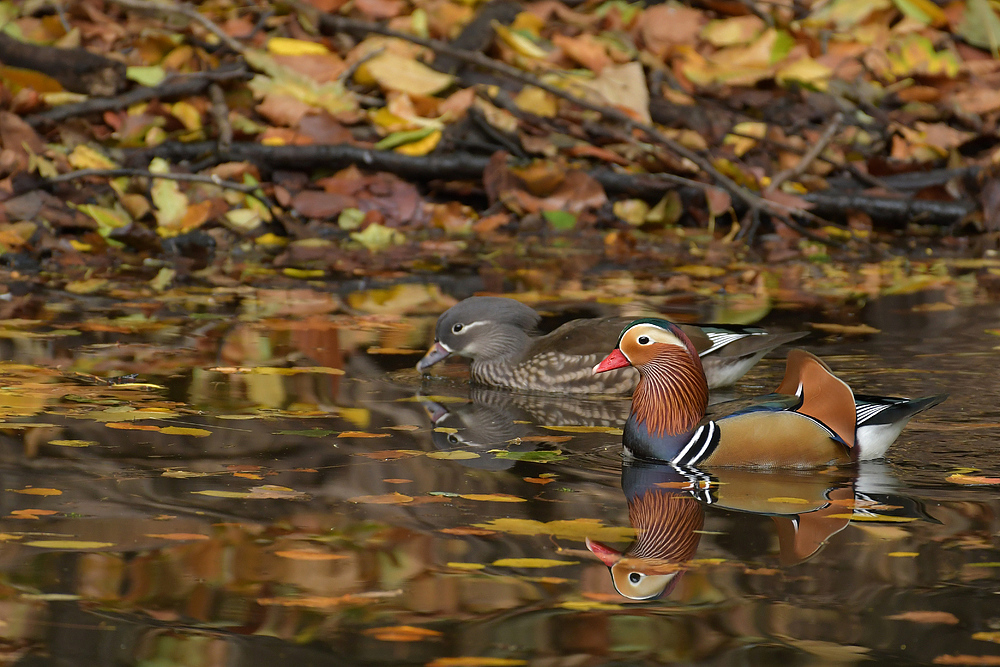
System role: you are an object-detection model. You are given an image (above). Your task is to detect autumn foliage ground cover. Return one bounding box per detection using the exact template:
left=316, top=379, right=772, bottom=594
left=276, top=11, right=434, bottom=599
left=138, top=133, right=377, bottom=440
left=0, top=0, right=999, bottom=311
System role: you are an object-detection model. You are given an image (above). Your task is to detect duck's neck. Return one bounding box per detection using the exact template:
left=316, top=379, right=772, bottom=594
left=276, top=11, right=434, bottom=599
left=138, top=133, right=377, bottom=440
left=631, top=349, right=708, bottom=439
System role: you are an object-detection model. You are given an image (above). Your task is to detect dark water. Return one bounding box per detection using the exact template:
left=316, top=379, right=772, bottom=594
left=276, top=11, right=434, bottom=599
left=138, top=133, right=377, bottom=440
left=0, top=288, right=997, bottom=666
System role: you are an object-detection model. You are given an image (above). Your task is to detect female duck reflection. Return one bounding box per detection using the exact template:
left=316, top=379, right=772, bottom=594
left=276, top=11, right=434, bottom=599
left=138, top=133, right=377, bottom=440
left=586, top=461, right=861, bottom=601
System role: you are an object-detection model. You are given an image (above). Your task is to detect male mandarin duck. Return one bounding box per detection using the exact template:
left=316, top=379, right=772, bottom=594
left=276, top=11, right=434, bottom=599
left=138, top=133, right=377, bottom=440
left=594, top=318, right=947, bottom=466
left=417, top=296, right=808, bottom=394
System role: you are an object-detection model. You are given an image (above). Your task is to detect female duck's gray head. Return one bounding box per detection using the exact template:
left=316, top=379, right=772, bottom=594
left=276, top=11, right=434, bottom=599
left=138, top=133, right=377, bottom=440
left=417, top=297, right=541, bottom=371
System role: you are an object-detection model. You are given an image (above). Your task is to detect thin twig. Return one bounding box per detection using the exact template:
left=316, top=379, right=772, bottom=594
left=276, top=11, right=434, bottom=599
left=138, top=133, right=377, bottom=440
left=766, top=112, right=844, bottom=195
left=105, top=0, right=245, bottom=54
left=208, top=83, right=233, bottom=151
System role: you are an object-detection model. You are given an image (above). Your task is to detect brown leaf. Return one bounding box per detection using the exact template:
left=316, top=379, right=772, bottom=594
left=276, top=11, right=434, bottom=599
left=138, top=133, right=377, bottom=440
left=886, top=611, right=960, bottom=625
left=354, top=0, right=404, bottom=19
left=933, top=656, right=1000, bottom=665
left=291, top=191, right=357, bottom=219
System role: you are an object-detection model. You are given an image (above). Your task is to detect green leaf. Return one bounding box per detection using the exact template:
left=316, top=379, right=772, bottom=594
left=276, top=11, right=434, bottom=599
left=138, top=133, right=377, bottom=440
left=959, top=0, right=1000, bottom=57
left=127, top=66, right=167, bottom=87
left=494, top=450, right=568, bottom=463
left=374, top=127, right=436, bottom=150
left=541, top=210, right=577, bottom=230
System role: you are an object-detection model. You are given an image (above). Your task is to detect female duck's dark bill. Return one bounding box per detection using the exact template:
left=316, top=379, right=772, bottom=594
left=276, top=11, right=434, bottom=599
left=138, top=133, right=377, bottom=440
left=417, top=341, right=452, bottom=372
left=594, top=349, right=630, bottom=373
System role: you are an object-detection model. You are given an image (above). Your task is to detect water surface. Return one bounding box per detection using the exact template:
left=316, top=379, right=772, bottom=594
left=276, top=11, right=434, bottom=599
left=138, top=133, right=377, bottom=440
left=0, top=288, right=996, bottom=666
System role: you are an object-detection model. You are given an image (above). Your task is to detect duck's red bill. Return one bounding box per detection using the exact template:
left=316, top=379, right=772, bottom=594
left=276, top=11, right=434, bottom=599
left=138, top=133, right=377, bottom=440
left=586, top=537, right=621, bottom=566
left=416, top=341, right=451, bottom=372
left=594, top=349, right=630, bottom=373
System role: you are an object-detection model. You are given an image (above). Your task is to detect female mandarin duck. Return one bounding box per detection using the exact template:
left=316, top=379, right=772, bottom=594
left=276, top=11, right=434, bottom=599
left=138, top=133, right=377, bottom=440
left=417, top=296, right=807, bottom=394
left=594, top=318, right=947, bottom=466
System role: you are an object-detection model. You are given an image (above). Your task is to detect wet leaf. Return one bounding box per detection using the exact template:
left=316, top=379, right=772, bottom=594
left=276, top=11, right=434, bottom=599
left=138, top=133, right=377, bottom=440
left=349, top=492, right=414, bottom=504
left=268, top=37, right=330, bottom=56
left=808, top=322, right=881, bottom=336
left=106, top=423, right=161, bottom=431
left=888, top=552, right=919, bottom=558
left=191, top=490, right=252, bottom=499
left=974, top=633, right=1000, bottom=644
left=492, top=558, right=578, bottom=568
left=25, top=540, right=113, bottom=549
left=162, top=470, right=210, bottom=478
left=886, top=611, right=959, bottom=624
left=145, top=533, right=211, bottom=541
left=458, top=494, right=526, bottom=503
left=356, top=450, right=422, bottom=460
left=249, top=485, right=308, bottom=500
left=427, top=451, right=480, bottom=460
left=159, top=426, right=211, bottom=437
left=947, top=474, right=1000, bottom=485
left=364, top=625, right=442, bottom=641
left=446, top=562, right=486, bottom=570
left=474, top=518, right=632, bottom=542
left=8, top=488, right=61, bottom=496
left=338, top=431, right=391, bottom=438
left=426, top=659, right=526, bottom=667
left=363, top=52, right=454, bottom=96
left=560, top=600, right=624, bottom=611
left=523, top=477, right=553, bottom=485
left=10, top=509, right=57, bottom=519
left=439, top=527, right=496, bottom=536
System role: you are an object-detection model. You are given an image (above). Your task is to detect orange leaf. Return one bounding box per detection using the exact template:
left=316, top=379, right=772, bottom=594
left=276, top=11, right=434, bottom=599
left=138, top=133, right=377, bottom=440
left=275, top=550, right=348, bottom=561
left=439, top=527, right=496, bottom=536
left=886, top=611, right=959, bottom=624
left=523, top=477, right=553, bottom=485
left=9, top=488, right=62, bottom=496
left=947, top=474, right=1000, bottom=485
left=10, top=509, right=57, bottom=519
left=458, top=494, right=526, bottom=503
left=363, top=625, right=442, bottom=641
left=145, top=533, right=211, bottom=541
left=339, top=431, right=391, bottom=438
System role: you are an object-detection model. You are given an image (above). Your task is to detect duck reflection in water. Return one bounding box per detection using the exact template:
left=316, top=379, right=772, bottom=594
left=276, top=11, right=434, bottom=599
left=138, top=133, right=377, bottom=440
left=588, top=461, right=864, bottom=601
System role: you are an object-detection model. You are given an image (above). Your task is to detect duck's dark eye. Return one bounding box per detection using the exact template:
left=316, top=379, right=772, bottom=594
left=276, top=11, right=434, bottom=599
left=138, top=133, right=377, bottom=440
left=629, top=572, right=642, bottom=583
left=452, top=323, right=464, bottom=333
left=637, top=335, right=651, bottom=345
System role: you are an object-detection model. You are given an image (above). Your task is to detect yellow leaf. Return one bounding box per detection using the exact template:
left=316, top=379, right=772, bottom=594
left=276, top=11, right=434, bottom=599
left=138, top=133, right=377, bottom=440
left=427, top=451, right=480, bottom=460
left=48, top=440, right=94, bottom=447
left=560, top=600, right=624, bottom=611
left=513, top=86, right=557, bottom=117
left=364, top=52, right=454, bottom=96
left=493, top=22, right=548, bottom=58
left=775, top=56, right=832, bottom=90
left=351, top=223, right=404, bottom=251
left=158, top=426, right=211, bottom=437
left=474, top=517, right=633, bottom=542
left=947, top=474, right=1000, bottom=485
left=459, top=494, right=526, bottom=502
left=8, top=488, right=62, bottom=496
left=447, top=562, right=486, bottom=570
left=169, top=101, right=202, bottom=131
left=338, top=431, right=390, bottom=438
left=973, top=632, right=1000, bottom=643
left=64, top=279, right=108, bottom=295
left=191, top=490, right=252, bottom=498
left=395, top=130, right=442, bottom=156
left=364, top=625, right=443, bottom=642
left=267, top=37, right=330, bottom=56
left=25, top=540, right=113, bottom=549
left=126, top=65, right=166, bottom=86
left=491, top=558, right=578, bottom=568
left=888, top=552, right=919, bottom=557
left=68, top=144, right=118, bottom=170
left=723, top=121, right=767, bottom=157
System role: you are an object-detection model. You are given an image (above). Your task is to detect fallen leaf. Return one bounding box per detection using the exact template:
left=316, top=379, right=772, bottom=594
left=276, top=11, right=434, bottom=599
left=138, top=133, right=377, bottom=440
left=886, top=611, right=960, bottom=624
left=338, top=431, right=391, bottom=438
left=25, top=540, right=114, bottom=549
left=349, top=493, right=413, bottom=504
left=427, top=451, right=480, bottom=460
left=159, top=426, right=212, bottom=437
left=8, top=488, right=62, bottom=496
left=458, top=494, right=527, bottom=503
left=145, top=533, right=211, bottom=541
left=364, top=625, right=442, bottom=641
left=492, top=558, right=578, bottom=568
left=933, top=656, right=1000, bottom=665
left=947, top=474, right=1000, bottom=485
left=808, top=322, right=882, bottom=335
left=275, top=550, right=348, bottom=561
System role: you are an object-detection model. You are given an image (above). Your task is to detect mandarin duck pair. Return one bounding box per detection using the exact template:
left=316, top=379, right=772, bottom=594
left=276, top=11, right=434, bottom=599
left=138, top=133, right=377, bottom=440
left=418, top=296, right=947, bottom=467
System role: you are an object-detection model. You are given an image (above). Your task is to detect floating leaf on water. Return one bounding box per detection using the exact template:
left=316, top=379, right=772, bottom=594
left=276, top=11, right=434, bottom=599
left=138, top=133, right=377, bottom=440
left=966, top=562, right=1000, bottom=567
left=458, top=494, right=526, bottom=503
left=9, top=509, right=57, bottom=519
left=248, top=485, right=309, bottom=500
left=447, top=562, right=486, bottom=570
left=20, top=593, right=82, bottom=601
left=162, top=470, right=211, bottom=478
left=191, top=490, right=252, bottom=499
left=275, top=429, right=337, bottom=437
left=105, top=422, right=162, bottom=431
left=973, top=632, right=1000, bottom=644
left=385, top=424, right=421, bottom=431
left=145, top=533, right=211, bottom=541
left=275, top=550, right=348, bottom=561
left=251, top=366, right=345, bottom=375
left=808, top=322, right=881, bottom=336
left=886, top=611, right=959, bottom=624
left=491, top=558, right=578, bottom=568
left=523, top=477, right=553, bottom=485
left=25, top=540, right=114, bottom=549
left=349, top=493, right=413, bottom=504
left=384, top=478, right=412, bottom=484
left=355, top=450, right=422, bottom=460
left=888, top=552, right=920, bottom=557
left=159, top=426, right=211, bottom=437
left=338, top=431, right=391, bottom=438
left=947, top=474, right=1000, bottom=485
left=540, top=426, right=622, bottom=435
left=439, top=527, right=496, bottom=536
left=560, top=600, right=624, bottom=611
left=426, top=659, right=526, bottom=667
left=474, top=518, right=632, bottom=542
left=427, top=451, right=480, bottom=460
left=363, top=625, right=443, bottom=642
left=932, top=655, right=1000, bottom=666
left=8, top=488, right=61, bottom=496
